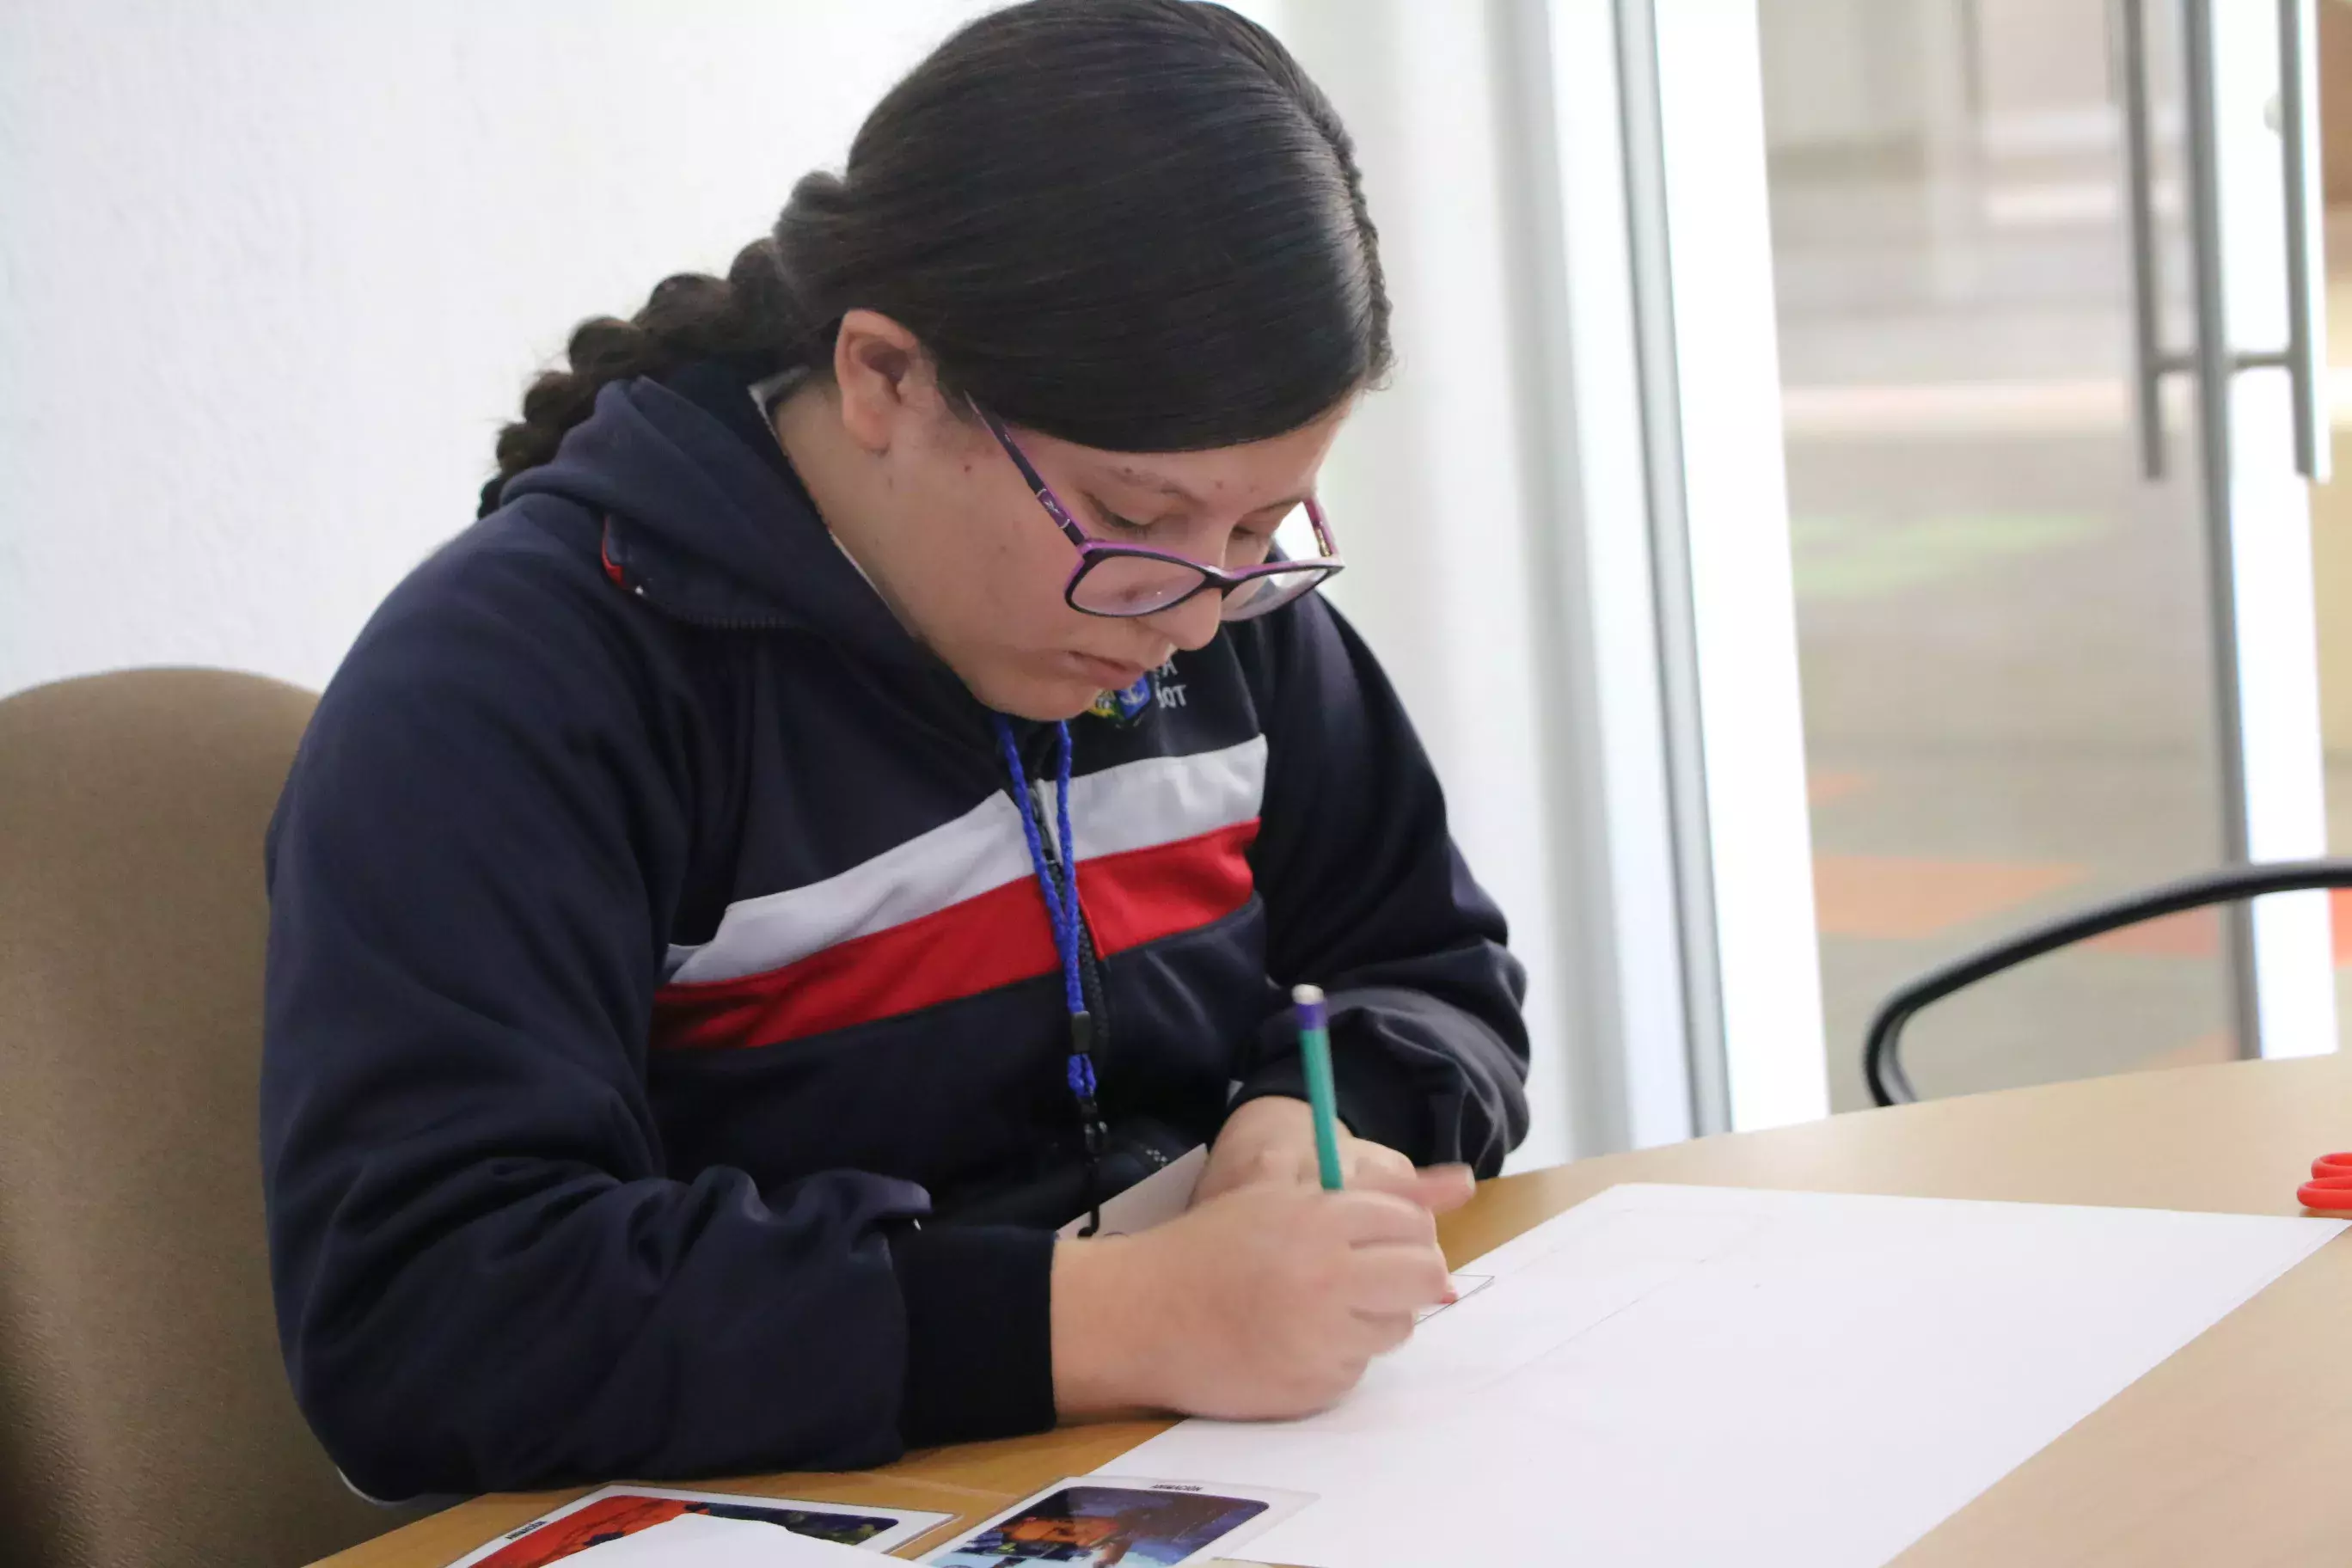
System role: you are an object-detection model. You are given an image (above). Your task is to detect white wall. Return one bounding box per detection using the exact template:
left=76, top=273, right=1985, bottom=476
left=0, top=0, right=1001, bottom=694
left=1271, top=2, right=1574, bottom=1165
left=1, top=0, right=1579, bottom=1167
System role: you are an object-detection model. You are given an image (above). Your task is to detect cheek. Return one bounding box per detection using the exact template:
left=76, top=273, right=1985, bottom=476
left=977, top=508, right=1081, bottom=628
left=916, top=491, right=1080, bottom=651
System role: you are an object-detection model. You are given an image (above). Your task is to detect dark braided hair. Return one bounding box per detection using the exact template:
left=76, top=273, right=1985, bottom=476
left=479, top=0, right=1391, bottom=518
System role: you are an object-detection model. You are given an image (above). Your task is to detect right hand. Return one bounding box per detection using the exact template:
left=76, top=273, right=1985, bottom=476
left=1050, top=1179, right=1455, bottom=1421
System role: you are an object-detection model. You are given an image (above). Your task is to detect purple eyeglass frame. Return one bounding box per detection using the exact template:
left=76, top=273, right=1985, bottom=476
left=969, top=401, right=1344, bottom=622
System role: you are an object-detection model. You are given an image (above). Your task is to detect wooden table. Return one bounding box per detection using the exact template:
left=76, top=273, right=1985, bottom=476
left=315, top=1053, right=2352, bottom=1568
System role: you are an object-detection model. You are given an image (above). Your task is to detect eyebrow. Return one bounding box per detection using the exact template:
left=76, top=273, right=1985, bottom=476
left=1110, top=465, right=1314, bottom=514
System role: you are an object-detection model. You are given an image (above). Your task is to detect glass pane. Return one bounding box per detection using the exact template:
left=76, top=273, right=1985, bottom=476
left=2311, top=5, right=2352, bottom=1039
left=1758, top=0, right=2233, bottom=1108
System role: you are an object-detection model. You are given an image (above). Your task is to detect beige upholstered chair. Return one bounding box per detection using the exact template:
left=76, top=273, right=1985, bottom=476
left=0, top=670, right=401, bottom=1566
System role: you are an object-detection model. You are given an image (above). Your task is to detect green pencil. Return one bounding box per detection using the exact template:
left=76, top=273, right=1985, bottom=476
left=1293, top=983, right=1344, bottom=1190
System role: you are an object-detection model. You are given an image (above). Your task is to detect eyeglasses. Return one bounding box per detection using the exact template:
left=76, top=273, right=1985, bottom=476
left=971, top=402, right=1344, bottom=622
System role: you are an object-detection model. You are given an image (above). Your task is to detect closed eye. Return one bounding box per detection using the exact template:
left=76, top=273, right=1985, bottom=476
left=1227, top=530, right=1276, bottom=567
left=1081, top=495, right=1162, bottom=538
left=1082, top=494, right=1282, bottom=566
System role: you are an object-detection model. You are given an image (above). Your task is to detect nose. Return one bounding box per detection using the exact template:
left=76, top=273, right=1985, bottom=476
left=1144, top=587, right=1225, bottom=652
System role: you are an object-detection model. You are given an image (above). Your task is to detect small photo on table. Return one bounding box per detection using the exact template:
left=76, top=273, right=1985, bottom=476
left=925, top=1476, right=1307, bottom=1568
left=445, top=1483, right=952, bottom=1565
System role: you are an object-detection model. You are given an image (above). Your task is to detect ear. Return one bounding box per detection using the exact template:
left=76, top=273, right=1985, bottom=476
left=831, top=308, right=941, bottom=454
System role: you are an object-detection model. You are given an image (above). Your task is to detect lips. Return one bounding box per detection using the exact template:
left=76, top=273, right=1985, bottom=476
left=1067, top=652, right=1155, bottom=689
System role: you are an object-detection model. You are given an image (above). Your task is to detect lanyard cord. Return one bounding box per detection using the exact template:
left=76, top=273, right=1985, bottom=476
left=995, top=716, right=1089, bottom=1052
left=992, top=714, right=1107, bottom=1229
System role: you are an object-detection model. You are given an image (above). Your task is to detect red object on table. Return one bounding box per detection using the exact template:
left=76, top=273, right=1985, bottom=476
left=2299, top=1152, right=2352, bottom=1212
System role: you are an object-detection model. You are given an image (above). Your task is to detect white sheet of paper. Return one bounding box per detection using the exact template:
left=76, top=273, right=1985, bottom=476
left=1057, top=1143, right=1207, bottom=1238
left=1100, top=1183, right=2347, bottom=1568
left=565, top=1511, right=875, bottom=1564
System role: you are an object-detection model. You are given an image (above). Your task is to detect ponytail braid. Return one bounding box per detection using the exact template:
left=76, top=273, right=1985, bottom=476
left=476, top=235, right=812, bottom=518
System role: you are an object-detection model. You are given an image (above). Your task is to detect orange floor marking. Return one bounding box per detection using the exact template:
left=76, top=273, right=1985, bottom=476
left=2084, top=907, right=2222, bottom=959
left=1812, top=855, right=2086, bottom=940
left=1808, top=770, right=1872, bottom=807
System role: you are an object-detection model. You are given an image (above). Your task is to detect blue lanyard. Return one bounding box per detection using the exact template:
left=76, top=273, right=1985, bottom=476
left=991, top=716, right=1106, bottom=1177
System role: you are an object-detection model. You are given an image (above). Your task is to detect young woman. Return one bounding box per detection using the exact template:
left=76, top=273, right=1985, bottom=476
left=261, top=0, right=1528, bottom=1499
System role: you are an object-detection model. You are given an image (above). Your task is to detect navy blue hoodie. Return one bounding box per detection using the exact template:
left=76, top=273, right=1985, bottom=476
left=260, top=361, right=1529, bottom=1498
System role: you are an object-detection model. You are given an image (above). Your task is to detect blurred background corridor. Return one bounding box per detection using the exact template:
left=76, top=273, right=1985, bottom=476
left=1762, top=0, right=2352, bottom=1106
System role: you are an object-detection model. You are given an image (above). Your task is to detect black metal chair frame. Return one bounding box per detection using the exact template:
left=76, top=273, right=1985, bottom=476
left=1863, top=859, right=2352, bottom=1107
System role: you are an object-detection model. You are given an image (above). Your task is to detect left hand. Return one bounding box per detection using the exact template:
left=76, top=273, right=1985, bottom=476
left=1195, top=1095, right=1474, bottom=1214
